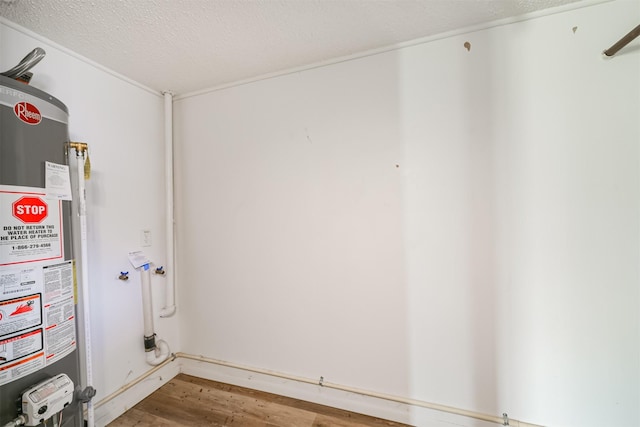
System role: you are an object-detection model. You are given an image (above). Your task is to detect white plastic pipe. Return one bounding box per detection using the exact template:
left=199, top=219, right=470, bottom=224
left=140, top=265, right=155, bottom=338
left=76, top=150, right=95, bottom=427
left=160, top=91, right=176, bottom=318
left=146, top=339, right=170, bottom=367
left=140, top=264, right=170, bottom=366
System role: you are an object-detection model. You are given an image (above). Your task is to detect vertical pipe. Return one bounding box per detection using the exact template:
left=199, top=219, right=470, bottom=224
left=160, top=91, right=176, bottom=318
left=140, top=265, right=155, bottom=338
left=140, top=263, right=170, bottom=365
left=76, top=149, right=95, bottom=427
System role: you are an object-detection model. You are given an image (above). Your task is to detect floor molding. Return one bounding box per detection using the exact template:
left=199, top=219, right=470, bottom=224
left=94, top=359, right=180, bottom=427
left=178, top=355, right=504, bottom=427
left=93, top=353, right=541, bottom=427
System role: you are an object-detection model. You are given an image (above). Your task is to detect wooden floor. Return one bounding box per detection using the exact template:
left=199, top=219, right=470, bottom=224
left=108, top=374, right=411, bottom=427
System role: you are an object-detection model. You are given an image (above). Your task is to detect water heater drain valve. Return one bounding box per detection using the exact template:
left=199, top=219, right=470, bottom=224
left=21, top=374, right=74, bottom=426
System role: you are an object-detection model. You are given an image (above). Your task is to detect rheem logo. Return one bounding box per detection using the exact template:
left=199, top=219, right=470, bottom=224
left=12, top=197, right=48, bottom=223
left=14, top=102, right=42, bottom=125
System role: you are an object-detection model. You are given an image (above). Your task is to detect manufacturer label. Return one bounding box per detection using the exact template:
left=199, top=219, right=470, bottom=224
left=14, top=102, right=42, bottom=125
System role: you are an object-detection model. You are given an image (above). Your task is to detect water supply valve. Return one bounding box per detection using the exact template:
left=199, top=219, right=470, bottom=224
left=21, top=374, right=74, bottom=426
left=119, top=271, right=129, bottom=281
left=154, top=266, right=165, bottom=275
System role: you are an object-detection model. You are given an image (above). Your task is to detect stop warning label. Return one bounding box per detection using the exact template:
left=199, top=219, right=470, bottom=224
left=13, top=196, right=48, bottom=223
left=0, top=186, right=63, bottom=266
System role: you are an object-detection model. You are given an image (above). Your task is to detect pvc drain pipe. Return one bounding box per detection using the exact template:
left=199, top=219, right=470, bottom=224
left=140, top=264, right=170, bottom=366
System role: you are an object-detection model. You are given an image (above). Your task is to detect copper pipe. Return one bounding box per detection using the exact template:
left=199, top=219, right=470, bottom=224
left=604, top=24, right=640, bottom=57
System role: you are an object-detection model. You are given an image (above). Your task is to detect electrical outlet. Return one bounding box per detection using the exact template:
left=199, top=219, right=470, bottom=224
left=141, top=229, right=152, bottom=247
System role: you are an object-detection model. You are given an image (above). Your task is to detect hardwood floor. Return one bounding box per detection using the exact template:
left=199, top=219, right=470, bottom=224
left=108, top=374, right=411, bottom=427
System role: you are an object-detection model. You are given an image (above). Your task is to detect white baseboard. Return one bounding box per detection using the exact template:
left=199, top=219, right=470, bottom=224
left=91, top=355, right=507, bottom=427
left=178, top=357, right=497, bottom=427
left=93, top=360, right=180, bottom=427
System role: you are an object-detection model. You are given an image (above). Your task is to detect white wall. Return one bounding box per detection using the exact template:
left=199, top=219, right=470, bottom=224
left=174, top=1, right=640, bottom=426
left=0, top=20, right=180, bottom=411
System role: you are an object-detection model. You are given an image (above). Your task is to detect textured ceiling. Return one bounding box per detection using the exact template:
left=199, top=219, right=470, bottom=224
left=0, top=0, right=584, bottom=95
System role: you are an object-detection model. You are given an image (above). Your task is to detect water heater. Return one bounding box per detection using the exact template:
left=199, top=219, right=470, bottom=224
left=0, top=74, right=84, bottom=426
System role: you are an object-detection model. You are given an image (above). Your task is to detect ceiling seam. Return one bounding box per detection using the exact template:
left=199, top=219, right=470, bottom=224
left=175, top=0, right=613, bottom=101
